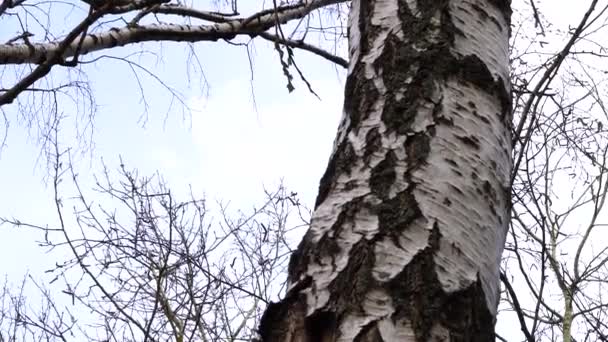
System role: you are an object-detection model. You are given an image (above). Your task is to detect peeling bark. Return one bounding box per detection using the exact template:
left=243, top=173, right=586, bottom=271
left=258, top=0, right=512, bottom=341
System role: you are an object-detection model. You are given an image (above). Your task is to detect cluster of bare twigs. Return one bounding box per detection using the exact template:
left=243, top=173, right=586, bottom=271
left=502, top=0, right=608, bottom=341
left=1, top=132, right=309, bottom=341
left=0, top=0, right=348, bottom=156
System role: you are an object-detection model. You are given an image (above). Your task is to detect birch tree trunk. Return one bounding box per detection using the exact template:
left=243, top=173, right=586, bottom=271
left=258, top=0, right=512, bottom=340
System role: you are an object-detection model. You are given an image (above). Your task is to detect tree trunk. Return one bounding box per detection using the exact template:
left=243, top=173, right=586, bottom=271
left=258, top=0, right=512, bottom=340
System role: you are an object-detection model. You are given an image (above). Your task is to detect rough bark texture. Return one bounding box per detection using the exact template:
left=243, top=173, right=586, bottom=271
left=258, top=0, right=512, bottom=341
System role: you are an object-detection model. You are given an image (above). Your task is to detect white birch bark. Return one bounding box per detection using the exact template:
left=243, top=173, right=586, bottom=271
left=258, top=0, right=512, bottom=340
left=0, top=0, right=342, bottom=65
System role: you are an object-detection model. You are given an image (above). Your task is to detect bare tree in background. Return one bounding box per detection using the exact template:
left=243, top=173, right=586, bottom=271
left=5, top=0, right=608, bottom=341
left=502, top=0, right=608, bottom=341
left=1, top=128, right=308, bottom=341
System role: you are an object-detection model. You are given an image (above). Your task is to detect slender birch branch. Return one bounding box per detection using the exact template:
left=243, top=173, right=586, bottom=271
left=0, top=0, right=345, bottom=66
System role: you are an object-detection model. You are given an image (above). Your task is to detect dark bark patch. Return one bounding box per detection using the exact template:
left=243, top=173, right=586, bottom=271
left=445, top=158, right=458, bottom=167
left=441, top=279, right=495, bottom=341
left=450, top=55, right=511, bottom=119
left=456, top=135, right=481, bottom=150
left=317, top=198, right=365, bottom=264
left=387, top=223, right=442, bottom=340
left=471, top=3, right=490, bottom=21
left=386, top=224, right=494, bottom=341
left=415, top=0, right=450, bottom=19
left=288, top=197, right=365, bottom=286
left=482, top=181, right=499, bottom=217
left=344, top=180, right=358, bottom=192
left=376, top=2, right=453, bottom=133
left=364, top=127, right=382, bottom=164
left=474, top=111, right=491, bottom=125
left=482, top=180, right=497, bottom=202
left=405, top=132, right=432, bottom=168
left=488, top=0, right=512, bottom=25
left=369, top=150, right=397, bottom=199
left=449, top=184, right=464, bottom=195
left=315, top=141, right=357, bottom=208
left=108, top=34, right=118, bottom=48
left=457, top=55, right=495, bottom=89
left=328, top=238, right=376, bottom=312
left=437, top=115, right=455, bottom=126
left=305, top=310, right=338, bottom=342
left=340, top=0, right=382, bottom=135
left=376, top=33, right=440, bottom=135
left=353, top=321, right=382, bottom=342
left=375, top=1, right=459, bottom=137
left=343, top=63, right=380, bottom=132
left=377, top=189, right=422, bottom=238
left=287, top=231, right=312, bottom=281
left=358, top=0, right=376, bottom=57
left=257, top=291, right=308, bottom=342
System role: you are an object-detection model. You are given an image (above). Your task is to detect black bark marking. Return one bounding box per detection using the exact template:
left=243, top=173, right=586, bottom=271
left=441, top=279, right=495, bottom=341
left=489, top=0, right=513, bottom=24
left=454, top=55, right=511, bottom=120
left=482, top=180, right=497, bottom=202
left=343, top=64, right=380, bottom=132
left=340, top=0, right=382, bottom=135
left=364, top=127, right=382, bottom=164
left=377, top=189, right=422, bottom=238
left=387, top=223, right=442, bottom=340
left=456, top=135, right=481, bottom=150
left=288, top=197, right=365, bottom=282
left=369, top=150, right=397, bottom=199
left=257, top=288, right=308, bottom=342
left=353, top=321, right=382, bottom=342
left=445, top=158, right=458, bottom=167
left=386, top=224, right=494, bottom=341
left=328, top=238, right=376, bottom=312
left=482, top=180, right=499, bottom=217
left=287, top=231, right=311, bottom=281
left=305, top=310, right=338, bottom=341
left=471, top=3, right=490, bottom=21
left=88, top=34, right=99, bottom=45
left=405, top=132, right=431, bottom=168
left=449, top=184, right=465, bottom=195
left=108, top=34, right=118, bottom=48
left=315, top=141, right=356, bottom=208
left=344, top=180, right=358, bottom=192
left=377, top=32, right=440, bottom=135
